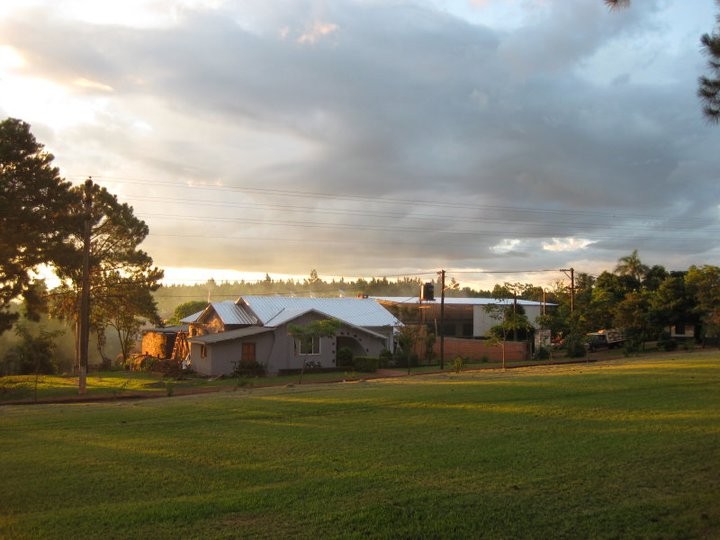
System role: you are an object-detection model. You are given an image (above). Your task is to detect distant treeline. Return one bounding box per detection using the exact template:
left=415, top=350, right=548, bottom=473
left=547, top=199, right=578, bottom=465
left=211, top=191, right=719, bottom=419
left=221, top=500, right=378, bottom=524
left=153, top=275, right=496, bottom=319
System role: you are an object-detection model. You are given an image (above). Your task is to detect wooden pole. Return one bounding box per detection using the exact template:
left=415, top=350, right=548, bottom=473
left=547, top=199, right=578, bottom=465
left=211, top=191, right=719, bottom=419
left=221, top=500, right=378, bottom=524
left=439, top=269, right=445, bottom=370
left=78, top=178, right=92, bottom=394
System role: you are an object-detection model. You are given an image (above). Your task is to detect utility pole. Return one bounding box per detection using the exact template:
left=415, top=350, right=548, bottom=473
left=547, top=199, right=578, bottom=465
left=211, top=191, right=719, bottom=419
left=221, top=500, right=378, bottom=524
left=561, top=267, right=575, bottom=313
left=438, top=269, right=445, bottom=370
left=78, top=178, right=93, bottom=394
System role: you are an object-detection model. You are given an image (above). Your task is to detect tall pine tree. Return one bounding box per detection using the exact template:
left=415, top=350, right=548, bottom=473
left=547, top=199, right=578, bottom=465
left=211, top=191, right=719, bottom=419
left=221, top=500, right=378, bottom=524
left=0, top=118, right=76, bottom=333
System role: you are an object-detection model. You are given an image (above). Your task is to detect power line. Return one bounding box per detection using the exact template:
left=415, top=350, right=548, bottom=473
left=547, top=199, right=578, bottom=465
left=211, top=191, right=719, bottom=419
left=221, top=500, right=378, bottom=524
left=69, top=174, right=718, bottom=232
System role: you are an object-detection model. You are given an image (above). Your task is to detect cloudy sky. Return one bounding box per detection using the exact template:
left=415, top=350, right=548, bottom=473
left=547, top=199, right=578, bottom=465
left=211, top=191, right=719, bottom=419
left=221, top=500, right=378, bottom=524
left=1, top=0, right=719, bottom=289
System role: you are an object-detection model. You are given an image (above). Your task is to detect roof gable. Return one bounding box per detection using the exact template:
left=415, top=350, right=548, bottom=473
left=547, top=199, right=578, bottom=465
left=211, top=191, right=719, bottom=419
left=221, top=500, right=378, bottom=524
left=240, top=296, right=400, bottom=328
left=180, top=301, right=257, bottom=326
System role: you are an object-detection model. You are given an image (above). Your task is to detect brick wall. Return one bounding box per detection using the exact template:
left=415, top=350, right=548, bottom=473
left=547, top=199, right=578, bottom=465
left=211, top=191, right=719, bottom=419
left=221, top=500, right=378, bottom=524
left=434, top=337, right=528, bottom=363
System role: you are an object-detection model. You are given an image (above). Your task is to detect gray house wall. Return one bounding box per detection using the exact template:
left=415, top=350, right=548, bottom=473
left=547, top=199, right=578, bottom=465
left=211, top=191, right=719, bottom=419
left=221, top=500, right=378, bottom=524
left=189, top=312, right=390, bottom=376
left=190, top=332, right=276, bottom=376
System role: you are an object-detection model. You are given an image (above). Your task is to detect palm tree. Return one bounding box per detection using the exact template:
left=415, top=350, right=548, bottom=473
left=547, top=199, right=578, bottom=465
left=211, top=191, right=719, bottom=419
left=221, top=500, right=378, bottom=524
left=615, top=250, right=649, bottom=282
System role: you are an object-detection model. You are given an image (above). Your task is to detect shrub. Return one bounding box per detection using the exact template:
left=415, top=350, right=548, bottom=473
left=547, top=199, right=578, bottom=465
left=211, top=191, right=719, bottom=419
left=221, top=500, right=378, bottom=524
left=535, top=346, right=551, bottom=360
left=379, top=349, right=393, bottom=368
left=623, top=340, right=642, bottom=356
left=353, top=356, right=379, bottom=372
left=1, top=326, right=63, bottom=375
left=564, top=334, right=587, bottom=359
left=336, top=347, right=354, bottom=367
left=452, top=356, right=464, bottom=373
left=232, top=359, right=266, bottom=377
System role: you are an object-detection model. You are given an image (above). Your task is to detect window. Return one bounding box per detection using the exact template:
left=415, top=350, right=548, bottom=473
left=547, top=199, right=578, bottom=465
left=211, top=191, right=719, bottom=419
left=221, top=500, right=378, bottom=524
left=200, top=344, right=207, bottom=358
left=296, top=335, right=320, bottom=355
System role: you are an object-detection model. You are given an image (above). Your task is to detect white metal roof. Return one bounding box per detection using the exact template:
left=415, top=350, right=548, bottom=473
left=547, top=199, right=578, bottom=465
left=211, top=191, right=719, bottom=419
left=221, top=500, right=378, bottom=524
left=240, top=296, right=401, bottom=328
left=373, top=296, right=554, bottom=307
left=211, top=301, right=258, bottom=325
left=179, top=301, right=257, bottom=325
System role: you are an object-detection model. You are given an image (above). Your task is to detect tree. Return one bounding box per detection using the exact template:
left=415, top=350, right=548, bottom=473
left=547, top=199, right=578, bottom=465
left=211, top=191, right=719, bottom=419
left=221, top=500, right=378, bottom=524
left=287, top=318, right=342, bottom=383
left=50, top=181, right=163, bottom=377
left=2, top=323, right=63, bottom=376
left=613, top=291, right=651, bottom=351
left=699, top=7, right=720, bottom=122
left=685, top=265, right=720, bottom=345
left=0, top=118, right=76, bottom=334
left=615, top=250, right=649, bottom=286
left=169, top=300, right=208, bottom=325
left=93, top=270, right=162, bottom=365
left=647, top=273, right=697, bottom=340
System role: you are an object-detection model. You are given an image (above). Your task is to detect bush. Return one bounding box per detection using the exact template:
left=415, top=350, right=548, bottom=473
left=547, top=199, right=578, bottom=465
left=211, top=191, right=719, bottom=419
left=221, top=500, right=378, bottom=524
left=379, top=349, right=393, bottom=368
left=394, top=352, right=419, bottom=368
left=232, top=359, right=266, bottom=377
left=452, top=356, right=464, bottom=373
left=353, top=356, right=379, bottom=372
left=336, top=347, right=353, bottom=367
left=1, top=326, right=63, bottom=375
left=535, top=346, right=551, bottom=360
left=564, top=334, right=587, bottom=359
left=623, top=340, right=642, bottom=356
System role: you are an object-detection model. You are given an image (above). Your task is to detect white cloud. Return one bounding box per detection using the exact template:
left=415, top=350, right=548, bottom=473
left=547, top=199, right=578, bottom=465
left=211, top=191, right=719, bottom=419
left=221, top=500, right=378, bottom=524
left=297, top=21, right=340, bottom=44
left=542, top=238, right=594, bottom=253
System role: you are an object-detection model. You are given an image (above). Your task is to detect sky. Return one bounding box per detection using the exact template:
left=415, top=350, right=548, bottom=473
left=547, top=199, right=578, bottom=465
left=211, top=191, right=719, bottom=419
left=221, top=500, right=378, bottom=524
left=1, top=0, right=719, bottom=290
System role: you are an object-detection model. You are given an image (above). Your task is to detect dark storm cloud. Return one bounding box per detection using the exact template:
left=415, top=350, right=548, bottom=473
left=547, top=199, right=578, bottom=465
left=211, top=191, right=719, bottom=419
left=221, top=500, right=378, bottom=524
left=2, top=0, right=719, bottom=280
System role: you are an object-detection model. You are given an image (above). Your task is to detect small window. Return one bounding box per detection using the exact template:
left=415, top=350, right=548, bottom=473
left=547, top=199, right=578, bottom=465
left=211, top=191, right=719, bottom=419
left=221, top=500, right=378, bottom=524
left=296, top=335, right=320, bottom=355
left=200, top=344, right=207, bottom=358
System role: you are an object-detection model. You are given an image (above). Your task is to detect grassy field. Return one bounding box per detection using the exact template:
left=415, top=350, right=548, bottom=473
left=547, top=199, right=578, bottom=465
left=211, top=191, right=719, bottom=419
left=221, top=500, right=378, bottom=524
left=1, top=353, right=719, bottom=539
left=0, top=357, right=550, bottom=404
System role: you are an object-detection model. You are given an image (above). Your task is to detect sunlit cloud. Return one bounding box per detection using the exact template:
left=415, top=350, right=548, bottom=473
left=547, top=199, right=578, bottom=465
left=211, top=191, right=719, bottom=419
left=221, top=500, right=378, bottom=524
left=73, top=78, right=113, bottom=92
left=491, top=239, right=522, bottom=254
left=298, top=21, right=340, bottom=44
left=0, top=45, right=25, bottom=69
left=542, top=238, right=594, bottom=252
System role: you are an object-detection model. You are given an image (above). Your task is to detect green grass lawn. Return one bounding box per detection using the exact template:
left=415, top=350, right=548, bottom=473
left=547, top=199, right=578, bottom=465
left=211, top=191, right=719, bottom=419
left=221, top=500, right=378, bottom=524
left=2, top=353, right=719, bottom=539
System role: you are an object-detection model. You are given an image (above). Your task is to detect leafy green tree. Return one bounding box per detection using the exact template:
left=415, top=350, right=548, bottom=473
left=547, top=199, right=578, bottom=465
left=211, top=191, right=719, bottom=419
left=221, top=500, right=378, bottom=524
left=642, top=265, right=669, bottom=292
left=685, top=265, right=720, bottom=344
left=615, top=250, right=648, bottom=288
left=613, top=291, right=651, bottom=350
left=589, top=271, right=626, bottom=329
left=169, top=300, right=208, bottom=325
left=50, top=182, right=163, bottom=369
left=647, top=273, right=696, bottom=337
left=287, top=318, right=342, bottom=383
left=94, top=271, right=162, bottom=364
left=2, top=324, right=63, bottom=376
left=0, top=118, right=76, bottom=334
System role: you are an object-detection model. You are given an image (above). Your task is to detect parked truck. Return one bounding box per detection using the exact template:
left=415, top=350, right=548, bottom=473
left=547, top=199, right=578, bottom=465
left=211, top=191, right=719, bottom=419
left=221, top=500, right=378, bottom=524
left=586, top=329, right=624, bottom=351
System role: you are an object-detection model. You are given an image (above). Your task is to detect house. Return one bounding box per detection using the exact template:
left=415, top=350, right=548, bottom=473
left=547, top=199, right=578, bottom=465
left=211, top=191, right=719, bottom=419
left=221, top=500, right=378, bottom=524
left=182, top=296, right=401, bottom=376
left=374, top=297, right=552, bottom=338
